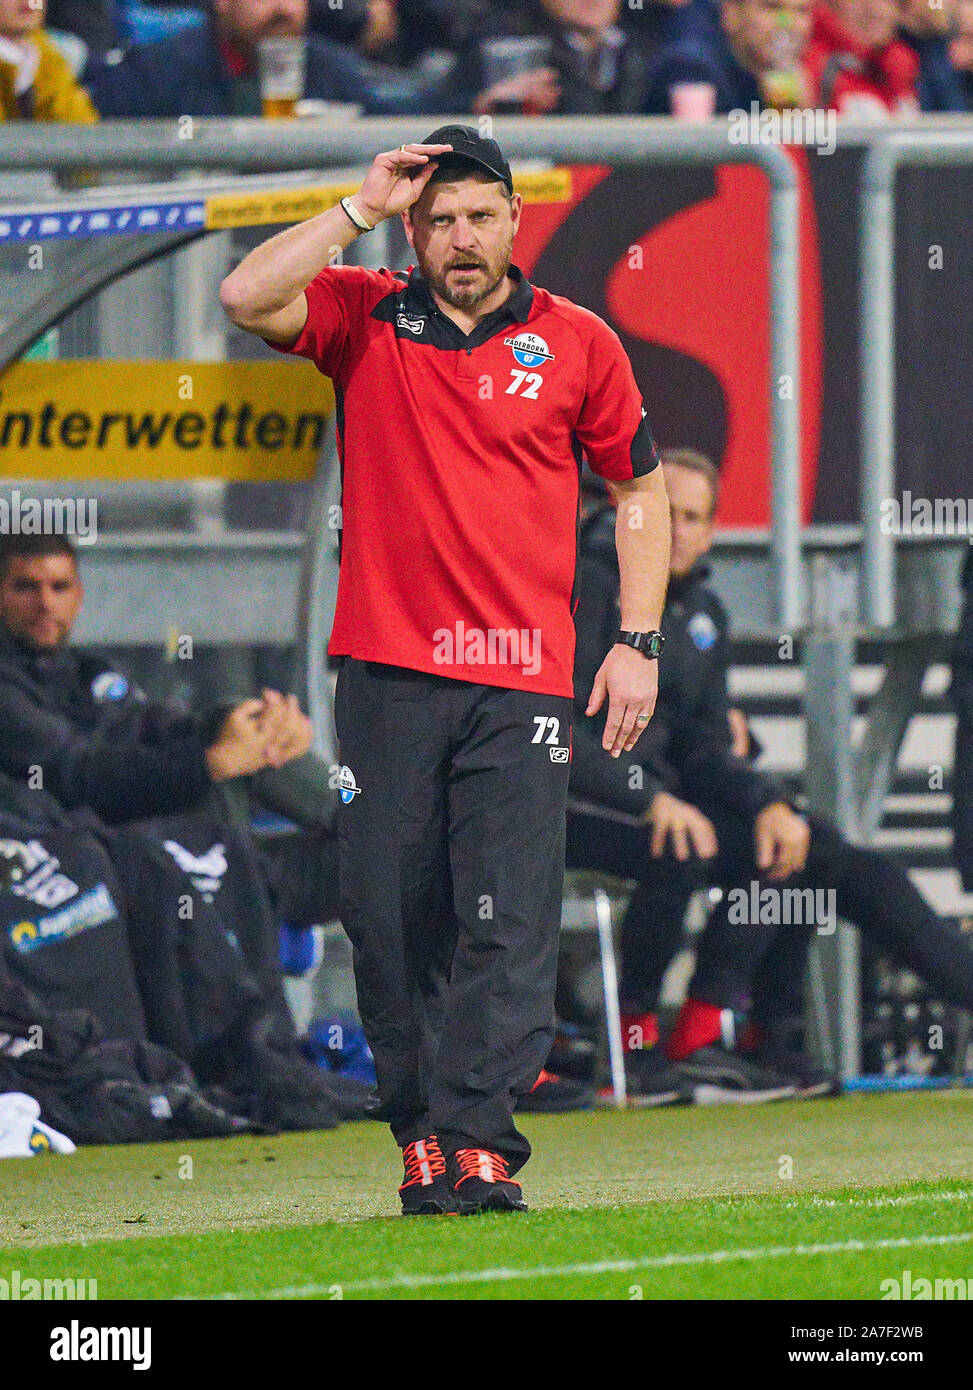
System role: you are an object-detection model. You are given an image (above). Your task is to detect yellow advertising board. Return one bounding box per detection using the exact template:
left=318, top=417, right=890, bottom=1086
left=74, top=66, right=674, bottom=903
left=204, top=167, right=573, bottom=230
left=0, top=360, right=334, bottom=481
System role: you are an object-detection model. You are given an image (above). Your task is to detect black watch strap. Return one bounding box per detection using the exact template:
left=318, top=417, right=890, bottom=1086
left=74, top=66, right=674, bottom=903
left=617, top=629, right=665, bottom=660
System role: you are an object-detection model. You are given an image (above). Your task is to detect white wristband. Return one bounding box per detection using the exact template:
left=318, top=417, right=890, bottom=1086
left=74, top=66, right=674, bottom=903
left=340, top=196, right=375, bottom=233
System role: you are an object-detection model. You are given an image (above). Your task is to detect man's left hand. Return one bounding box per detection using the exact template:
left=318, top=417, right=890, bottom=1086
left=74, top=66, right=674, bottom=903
left=256, top=689, right=313, bottom=769
left=586, top=644, right=659, bottom=759
left=754, top=801, right=811, bottom=882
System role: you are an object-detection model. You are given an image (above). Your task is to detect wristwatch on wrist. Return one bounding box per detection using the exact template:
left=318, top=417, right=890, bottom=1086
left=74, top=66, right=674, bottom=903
left=616, top=629, right=665, bottom=660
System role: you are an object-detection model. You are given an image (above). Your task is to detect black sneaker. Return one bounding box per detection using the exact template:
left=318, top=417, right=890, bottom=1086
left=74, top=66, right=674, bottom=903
left=624, top=1047, right=695, bottom=1108
left=675, top=1045, right=798, bottom=1104
left=516, top=1069, right=596, bottom=1113
left=744, top=1019, right=842, bottom=1099
left=398, top=1136, right=457, bottom=1216
left=753, top=1046, right=842, bottom=1099
left=447, top=1148, right=528, bottom=1215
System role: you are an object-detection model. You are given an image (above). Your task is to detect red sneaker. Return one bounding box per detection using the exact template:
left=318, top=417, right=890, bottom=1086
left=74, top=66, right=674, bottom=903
left=398, top=1136, right=456, bottom=1216
left=447, top=1147, right=528, bottom=1215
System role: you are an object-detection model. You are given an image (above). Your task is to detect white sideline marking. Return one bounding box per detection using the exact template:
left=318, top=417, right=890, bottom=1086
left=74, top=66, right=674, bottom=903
left=211, top=1229, right=973, bottom=1300
left=791, top=1189, right=973, bottom=1211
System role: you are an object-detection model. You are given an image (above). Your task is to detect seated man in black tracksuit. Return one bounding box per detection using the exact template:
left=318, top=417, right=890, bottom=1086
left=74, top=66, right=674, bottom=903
left=0, top=532, right=339, bottom=931
left=568, top=449, right=973, bottom=1101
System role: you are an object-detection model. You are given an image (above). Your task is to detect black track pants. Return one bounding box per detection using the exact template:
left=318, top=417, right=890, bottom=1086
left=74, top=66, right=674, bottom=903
left=567, top=806, right=973, bottom=1021
left=334, top=659, right=573, bottom=1175
left=691, top=816, right=973, bottom=1019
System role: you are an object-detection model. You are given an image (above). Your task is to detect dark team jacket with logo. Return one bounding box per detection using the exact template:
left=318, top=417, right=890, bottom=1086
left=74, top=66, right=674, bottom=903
left=0, top=626, right=213, bottom=823
left=571, top=503, right=790, bottom=820
left=270, top=263, right=659, bottom=698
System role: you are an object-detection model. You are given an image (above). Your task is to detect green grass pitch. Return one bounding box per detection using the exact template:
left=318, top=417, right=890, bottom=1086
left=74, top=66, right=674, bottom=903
left=2, top=1093, right=973, bottom=1300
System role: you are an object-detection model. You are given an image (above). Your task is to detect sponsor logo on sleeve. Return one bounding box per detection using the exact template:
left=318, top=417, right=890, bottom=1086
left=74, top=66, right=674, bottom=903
left=7, top=885, right=119, bottom=953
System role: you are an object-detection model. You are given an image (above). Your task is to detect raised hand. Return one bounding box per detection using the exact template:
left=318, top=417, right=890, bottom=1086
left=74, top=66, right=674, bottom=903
left=353, top=143, right=454, bottom=226
left=256, top=689, right=313, bottom=769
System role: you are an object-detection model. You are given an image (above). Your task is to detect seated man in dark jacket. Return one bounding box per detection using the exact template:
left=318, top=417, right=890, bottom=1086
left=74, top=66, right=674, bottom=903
left=0, top=532, right=339, bottom=933
left=898, top=0, right=967, bottom=112
left=569, top=449, right=973, bottom=1101
left=82, top=0, right=429, bottom=117
left=0, top=533, right=312, bottom=821
left=952, top=0, right=973, bottom=110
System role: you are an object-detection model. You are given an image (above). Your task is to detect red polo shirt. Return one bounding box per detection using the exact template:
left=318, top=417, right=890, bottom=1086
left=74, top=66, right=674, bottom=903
left=271, top=263, right=658, bottom=698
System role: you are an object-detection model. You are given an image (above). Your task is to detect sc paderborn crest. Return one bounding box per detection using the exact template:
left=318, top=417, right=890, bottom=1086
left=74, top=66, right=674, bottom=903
left=504, top=333, right=554, bottom=369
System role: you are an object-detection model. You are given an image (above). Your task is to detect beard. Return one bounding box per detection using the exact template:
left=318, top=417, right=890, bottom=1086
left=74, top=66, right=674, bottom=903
left=419, top=229, right=516, bottom=312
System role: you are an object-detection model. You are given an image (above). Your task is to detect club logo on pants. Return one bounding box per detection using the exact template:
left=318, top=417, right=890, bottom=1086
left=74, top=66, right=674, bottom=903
left=338, top=765, right=362, bottom=804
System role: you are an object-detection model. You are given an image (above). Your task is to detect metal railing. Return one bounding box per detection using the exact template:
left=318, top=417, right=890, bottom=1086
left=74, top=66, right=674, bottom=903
left=860, top=127, right=973, bottom=628
left=0, top=116, right=804, bottom=629
left=5, top=116, right=973, bottom=638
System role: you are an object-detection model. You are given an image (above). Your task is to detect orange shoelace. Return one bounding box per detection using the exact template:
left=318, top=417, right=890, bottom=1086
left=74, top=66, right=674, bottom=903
left=530, top=1069, right=559, bottom=1092
left=453, top=1148, right=512, bottom=1186
left=400, top=1137, right=446, bottom=1190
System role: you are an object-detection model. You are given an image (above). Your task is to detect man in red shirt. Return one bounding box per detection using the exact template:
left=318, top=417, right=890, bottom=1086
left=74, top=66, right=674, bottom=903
left=805, top=0, right=920, bottom=115
left=221, top=126, right=670, bottom=1214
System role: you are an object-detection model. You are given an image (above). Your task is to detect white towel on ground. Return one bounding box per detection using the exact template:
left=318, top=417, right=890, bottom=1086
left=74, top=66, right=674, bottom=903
left=0, top=1092, right=76, bottom=1158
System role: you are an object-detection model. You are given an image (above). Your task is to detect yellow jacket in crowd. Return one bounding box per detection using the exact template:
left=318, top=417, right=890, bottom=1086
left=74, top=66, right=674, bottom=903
left=0, top=28, right=97, bottom=123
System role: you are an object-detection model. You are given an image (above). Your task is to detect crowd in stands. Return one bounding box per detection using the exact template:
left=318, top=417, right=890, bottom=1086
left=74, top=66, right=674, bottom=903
left=1, top=0, right=973, bottom=123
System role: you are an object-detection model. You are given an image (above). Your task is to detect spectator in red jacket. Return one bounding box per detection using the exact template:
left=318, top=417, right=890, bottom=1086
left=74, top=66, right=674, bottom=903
left=805, top=0, right=920, bottom=114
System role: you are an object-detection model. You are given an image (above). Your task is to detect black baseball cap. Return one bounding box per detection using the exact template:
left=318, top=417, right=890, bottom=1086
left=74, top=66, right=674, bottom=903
left=422, top=124, right=514, bottom=195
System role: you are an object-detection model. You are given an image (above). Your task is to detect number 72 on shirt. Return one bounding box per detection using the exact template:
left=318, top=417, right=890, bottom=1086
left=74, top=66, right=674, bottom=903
left=507, top=369, right=544, bottom=399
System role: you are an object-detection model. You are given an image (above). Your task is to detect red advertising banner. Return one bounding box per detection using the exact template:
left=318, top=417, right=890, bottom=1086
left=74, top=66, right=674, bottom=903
left=516, top=157, right=823, bottom=529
